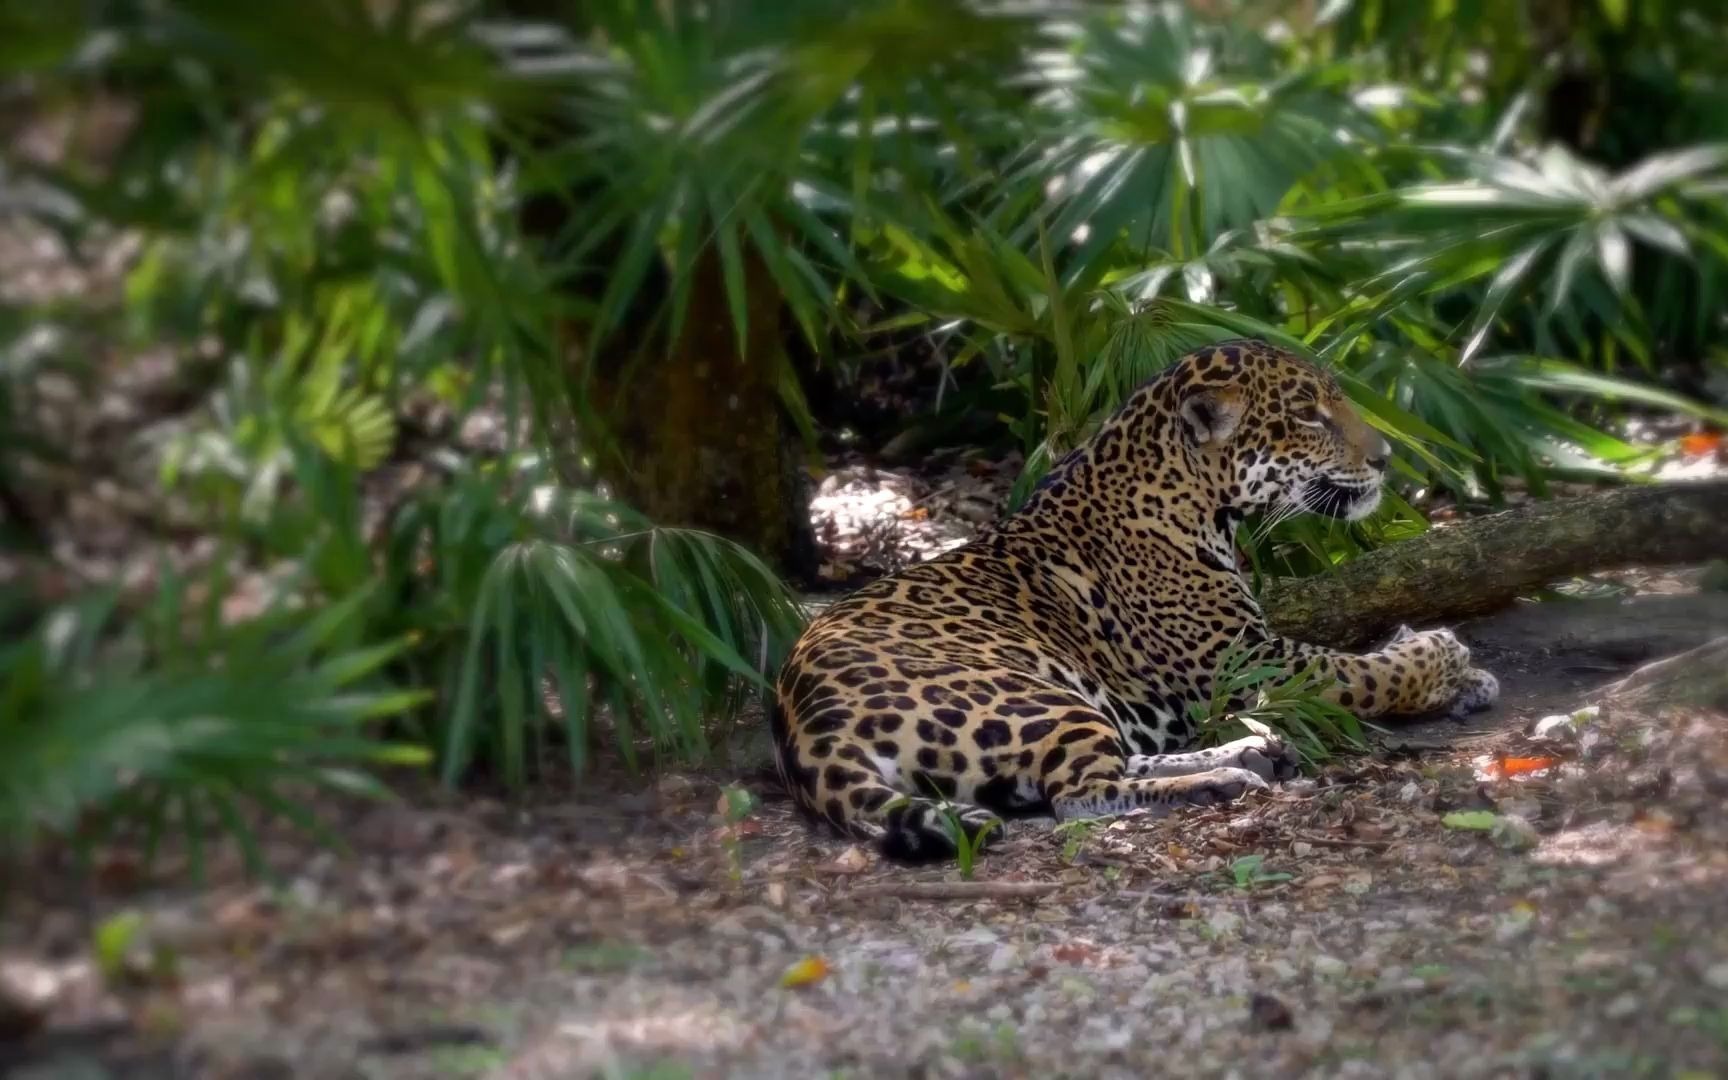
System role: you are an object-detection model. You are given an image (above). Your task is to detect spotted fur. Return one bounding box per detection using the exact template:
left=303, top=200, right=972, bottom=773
left=773, top=340, right=1499, bottom=861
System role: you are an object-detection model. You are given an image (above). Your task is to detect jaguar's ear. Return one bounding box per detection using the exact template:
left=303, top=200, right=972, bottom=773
left=1179, top=387, right=1244, bottom=446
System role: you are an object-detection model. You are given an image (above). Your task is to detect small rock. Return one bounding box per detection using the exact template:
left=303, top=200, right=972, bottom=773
left=1398, top=780, right=1423, bottom=802
left=1704, top=963, right=1728, bottom=991
left=1082, top=1022, right=1132, bottom=1051
left=1291, top=841, right=1313, bottom=858
left=1498, top=798, right=1542, bottom=822
left=1491, top=815, right=1540, bottom=851
left=1531, top=714, right=1578, bottom=741
left=1058, top=976, right=1094, bottom=1000
left=1312, top=955, right=1347, bottom=977
left=1248, top=991, right=1295, bottom=1031
left=1283, top=779, right=1318, bottom=796
left=1494, top=904, right=1537, bottom=943
left=1292, top=1014, right=1334, bottom=1051
left=654, top=774, right=698, bottom=801
left=1605, top=993, right=1640, bottom=1020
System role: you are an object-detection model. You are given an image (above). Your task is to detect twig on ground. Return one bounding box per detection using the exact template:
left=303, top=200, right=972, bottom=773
left=1289, top=830, right=1393, bottom=851
left=845, top=880, right=1061, bottom=901
left=1343, top=979, right=1450, bottom=1011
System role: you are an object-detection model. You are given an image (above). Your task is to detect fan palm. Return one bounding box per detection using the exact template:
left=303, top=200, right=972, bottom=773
left=1013, top=4, right=1372, bottom=281
left=1294, top=143, right=1728, bottom=366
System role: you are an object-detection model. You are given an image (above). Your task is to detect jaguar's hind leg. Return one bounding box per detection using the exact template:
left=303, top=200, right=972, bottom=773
left=787, top=747, right=1005, bottom=863
left=1030, top=719, right=1269, bottom=821
left=1126, top=732, right=1300, bottom=781
left=1049, top=768, right=1269, bottom=820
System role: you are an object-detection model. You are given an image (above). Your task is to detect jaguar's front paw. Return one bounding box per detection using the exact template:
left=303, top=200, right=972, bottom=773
left=1229, top=721, right=1303, bottom=781
left=1445, top=667, right=1500, bottom=721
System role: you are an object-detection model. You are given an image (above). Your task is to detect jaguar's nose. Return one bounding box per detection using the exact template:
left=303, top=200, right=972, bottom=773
left=1365, top=453, right=1388, bottom=472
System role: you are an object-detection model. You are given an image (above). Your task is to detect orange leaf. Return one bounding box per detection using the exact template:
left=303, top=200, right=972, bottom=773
left=1680, top=432, right=1723, bottom=457
left=1492, top=756, right=1560, bottom=778
left=780, top=955, right=830, bottom=988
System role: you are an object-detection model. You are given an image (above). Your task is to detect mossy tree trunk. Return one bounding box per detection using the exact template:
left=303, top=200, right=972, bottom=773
left=1263, top=480, right=1728, bottom=649
left=581, top=244, right=817, bottom=577
left=513, top=187, right=815, bottom=578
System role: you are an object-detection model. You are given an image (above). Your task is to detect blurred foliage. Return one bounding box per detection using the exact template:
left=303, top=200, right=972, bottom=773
left=0, top=582, right=427, bottom=869
left=2, top=0, right=1727, bottom=864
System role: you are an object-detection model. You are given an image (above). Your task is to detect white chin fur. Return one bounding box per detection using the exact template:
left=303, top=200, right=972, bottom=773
left=1344, top=483, right=1383, bottom=522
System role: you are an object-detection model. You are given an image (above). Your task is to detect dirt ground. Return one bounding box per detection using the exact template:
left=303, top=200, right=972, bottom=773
left=4, top=584, right=1727, bottom=1080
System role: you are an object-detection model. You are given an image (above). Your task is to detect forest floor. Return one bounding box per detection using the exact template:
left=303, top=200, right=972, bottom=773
left=5, top=570, right=1728, bottom=1080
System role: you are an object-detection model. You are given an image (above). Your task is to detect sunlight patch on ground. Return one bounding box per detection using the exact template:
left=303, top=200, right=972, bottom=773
left=515, top=998, right=749, bottom=1074
left=1533, top=820, right=1651, bottom=868
left=808, top=462, right=990, bottom=579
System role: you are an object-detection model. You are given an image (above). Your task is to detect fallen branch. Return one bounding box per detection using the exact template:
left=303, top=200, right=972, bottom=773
left=845, top=880, right=1061, bottom=901
left=1262, top=479, right=1728, bottom=649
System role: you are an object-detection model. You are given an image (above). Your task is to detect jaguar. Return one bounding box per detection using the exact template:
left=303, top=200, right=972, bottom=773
left=772, top=339, right=1498, bottom=860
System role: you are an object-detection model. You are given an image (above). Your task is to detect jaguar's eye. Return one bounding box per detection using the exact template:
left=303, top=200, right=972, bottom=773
left=1292, top=403, right=1326, bottom=427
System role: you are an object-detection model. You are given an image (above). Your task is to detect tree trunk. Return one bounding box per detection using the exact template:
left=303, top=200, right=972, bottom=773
left=584, top=244, right=817, bottom=577
left=510, top=145, right=816, bottom=578
left=1263, top=480, right=1728, bottom=649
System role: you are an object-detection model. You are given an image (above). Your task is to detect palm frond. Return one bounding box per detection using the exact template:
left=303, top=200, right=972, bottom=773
left=0, top=583, right=428, bottom=868
left=1018, top=5, right=1373, bottom=279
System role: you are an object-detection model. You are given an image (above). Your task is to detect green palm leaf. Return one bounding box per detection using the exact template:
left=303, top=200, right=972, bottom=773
left=1018, top=6, right=1371, bottom=278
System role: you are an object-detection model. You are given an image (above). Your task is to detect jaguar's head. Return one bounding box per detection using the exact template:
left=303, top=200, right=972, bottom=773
left=1165, top=340, right=1389, bottom=523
